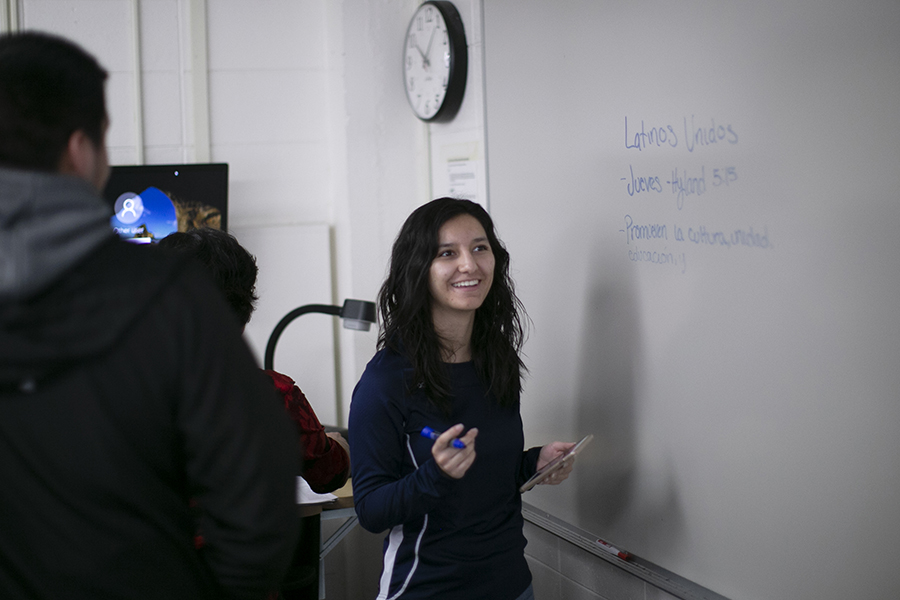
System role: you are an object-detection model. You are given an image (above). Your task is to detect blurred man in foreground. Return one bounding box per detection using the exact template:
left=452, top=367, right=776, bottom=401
left=0, top=31, right=300, bottom=600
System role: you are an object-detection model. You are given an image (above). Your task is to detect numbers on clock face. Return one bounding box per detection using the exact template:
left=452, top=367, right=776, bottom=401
left=404, top=4, right=450, bottom=120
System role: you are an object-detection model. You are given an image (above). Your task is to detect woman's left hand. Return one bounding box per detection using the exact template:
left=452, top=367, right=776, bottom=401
left=536, top=441, right=577, bottom=486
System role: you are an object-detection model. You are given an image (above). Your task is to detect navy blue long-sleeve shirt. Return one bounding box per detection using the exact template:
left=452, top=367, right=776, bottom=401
left=349, top=347, right=540, bottom=600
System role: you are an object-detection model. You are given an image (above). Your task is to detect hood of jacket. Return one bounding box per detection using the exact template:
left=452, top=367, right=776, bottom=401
left=0, top=166, right=113, bottom=301
left=0, top=166, right=184, bottom=392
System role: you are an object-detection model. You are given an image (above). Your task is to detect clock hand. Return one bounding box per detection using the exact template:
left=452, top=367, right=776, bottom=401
left=422, top=26, right=437, bottom=68
left=409, top=33, right=428, bottom=66
left=415, top=42, right=427, bottom=63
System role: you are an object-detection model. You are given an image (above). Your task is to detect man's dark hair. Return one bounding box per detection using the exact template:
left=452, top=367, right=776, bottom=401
left=157, top=228, right=259, bottom=327
left=0, top=31, right=108, bottom=171
left=378, top=197, right=528, bottom=411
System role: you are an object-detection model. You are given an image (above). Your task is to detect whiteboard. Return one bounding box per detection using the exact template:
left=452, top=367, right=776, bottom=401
left=482, top=2, right=900, bottom=598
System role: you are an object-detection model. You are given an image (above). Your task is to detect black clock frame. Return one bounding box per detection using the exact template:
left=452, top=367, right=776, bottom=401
left=405, top=0, right=468, bottom=123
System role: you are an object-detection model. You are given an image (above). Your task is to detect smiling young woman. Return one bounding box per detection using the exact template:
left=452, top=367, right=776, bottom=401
left=348, top=197, right=578, bottom=600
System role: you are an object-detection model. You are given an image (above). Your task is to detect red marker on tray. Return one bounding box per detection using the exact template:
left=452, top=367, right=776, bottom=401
left=596, top=538, right=631, bottom=561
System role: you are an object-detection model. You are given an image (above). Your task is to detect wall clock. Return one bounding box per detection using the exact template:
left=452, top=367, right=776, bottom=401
left=403, top=1, right=468, bottom=122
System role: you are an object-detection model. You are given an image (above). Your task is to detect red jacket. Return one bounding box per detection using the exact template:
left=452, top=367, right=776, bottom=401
left=264, top=370, right=350, bottom=494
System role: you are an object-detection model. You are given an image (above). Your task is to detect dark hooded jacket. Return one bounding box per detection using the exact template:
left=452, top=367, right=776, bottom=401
left=0, top=166, right=300, bottom=599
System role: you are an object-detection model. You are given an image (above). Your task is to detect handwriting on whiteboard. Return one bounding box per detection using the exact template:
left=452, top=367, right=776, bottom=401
left=622, top=164, right=739, bottom=209
left=618, top=115, right=773, bottom=274
left=621, top=215, right=772, bottom=249
left=624, top=115, right=739, bottom=152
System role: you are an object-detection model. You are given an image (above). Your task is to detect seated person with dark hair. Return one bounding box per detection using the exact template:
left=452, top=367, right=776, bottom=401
left=158, top=228, right=350, bottom=493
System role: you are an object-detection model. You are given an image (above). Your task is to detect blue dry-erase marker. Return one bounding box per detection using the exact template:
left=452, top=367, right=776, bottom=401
left=421, top=426, right=466, bottom=449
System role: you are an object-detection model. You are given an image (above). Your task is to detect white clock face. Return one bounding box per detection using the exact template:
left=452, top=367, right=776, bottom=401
left=404, top=3, right=452, bottom=120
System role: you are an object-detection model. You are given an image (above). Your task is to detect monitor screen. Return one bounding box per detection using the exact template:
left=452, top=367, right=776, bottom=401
left=102, top=163, right=228, bottom=243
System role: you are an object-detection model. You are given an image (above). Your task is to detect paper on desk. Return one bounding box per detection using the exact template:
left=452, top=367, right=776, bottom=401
left=297, top=476, right=337, bottom=505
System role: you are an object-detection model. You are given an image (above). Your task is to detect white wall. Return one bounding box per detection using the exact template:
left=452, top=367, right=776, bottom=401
left=331, top=0, right=431, bottom=424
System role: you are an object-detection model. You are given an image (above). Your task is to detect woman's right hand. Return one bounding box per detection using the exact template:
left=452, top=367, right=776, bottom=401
left=431, top=423, right=478, bottom=479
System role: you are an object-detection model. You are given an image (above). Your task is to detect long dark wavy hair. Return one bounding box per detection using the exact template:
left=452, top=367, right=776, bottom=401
left=377, top=198, right=528, bottom=411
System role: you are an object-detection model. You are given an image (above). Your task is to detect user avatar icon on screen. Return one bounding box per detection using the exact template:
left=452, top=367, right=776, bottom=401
left=110, top=187, right=178, bottom=243
left=114, top=192, right=144, bottom=224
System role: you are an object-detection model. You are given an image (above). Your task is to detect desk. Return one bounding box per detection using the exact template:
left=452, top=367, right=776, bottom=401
left=296, top=480, right=358, bottom=600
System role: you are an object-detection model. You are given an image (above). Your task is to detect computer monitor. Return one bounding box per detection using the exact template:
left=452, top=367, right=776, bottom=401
left=102, top=163, right=229, bottom=243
